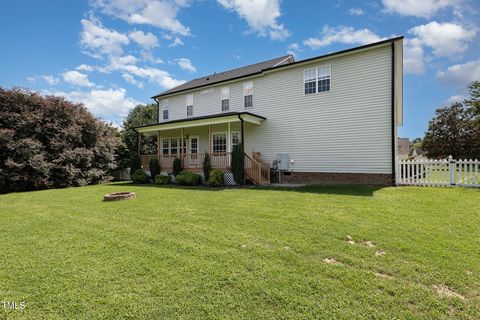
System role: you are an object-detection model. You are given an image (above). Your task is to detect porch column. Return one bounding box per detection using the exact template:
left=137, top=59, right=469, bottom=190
left=208, top=125, right=212, bottom=154
left=157, top=130, right=161, bottom=161
left=227, top=122, right=231, bottom=153
left=181, top=127, right=184, bottom=165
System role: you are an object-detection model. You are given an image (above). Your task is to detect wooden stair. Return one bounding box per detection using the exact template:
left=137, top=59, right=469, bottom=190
left=244, top=152, right=270, bottom=186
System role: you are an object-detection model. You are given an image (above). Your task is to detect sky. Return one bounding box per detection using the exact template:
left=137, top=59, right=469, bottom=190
left=0, top=0, right=479, bottom=139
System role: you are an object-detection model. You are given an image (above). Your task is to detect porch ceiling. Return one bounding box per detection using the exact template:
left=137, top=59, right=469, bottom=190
left=134, top=111, right=266, bottom=133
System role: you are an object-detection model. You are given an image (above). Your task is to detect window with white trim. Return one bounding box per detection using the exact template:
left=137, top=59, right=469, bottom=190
left=304, top=68, right=316, bottom=94
left=221, top=87, right=229, bottom=111
left=186, top=94, right=193, bottom=117
left=231, top=131, right=240, bottom=147
left=243, top=81, right=253, bottom=108
left=162, top=99, right=169, bottom=120
left=317, top=65, right=331, bottom=92
left=212, top=132, right=227, bottom=153
left=170, top=138, right=178, bottom=155
left=162, top=139, right=169, bottom=157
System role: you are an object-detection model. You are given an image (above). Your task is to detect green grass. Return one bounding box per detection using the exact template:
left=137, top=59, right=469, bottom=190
left=0, top=183, right=479, bottom=319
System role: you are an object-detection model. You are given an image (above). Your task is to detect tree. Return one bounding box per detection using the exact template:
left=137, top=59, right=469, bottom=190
left=121, top=104, right=157, bottom=156
left=0, top=87, right=119, bottom=193
left=464, top=81, right=480, bottom=119
left=202, top=152, right=212, bottom=183
left=230, top=143, right=244, bottom=185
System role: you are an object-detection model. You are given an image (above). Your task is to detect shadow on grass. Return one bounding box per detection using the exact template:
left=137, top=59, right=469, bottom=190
left=108, top=182, right=385, bottom=197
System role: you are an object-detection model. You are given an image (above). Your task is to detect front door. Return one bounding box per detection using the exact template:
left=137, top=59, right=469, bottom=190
left=189, top=136, right=199, bottom=167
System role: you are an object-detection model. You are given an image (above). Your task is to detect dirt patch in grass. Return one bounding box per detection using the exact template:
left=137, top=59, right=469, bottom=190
left=323, top=257, right=339, bottom=265
left=433, top=285, right=465, bottom=300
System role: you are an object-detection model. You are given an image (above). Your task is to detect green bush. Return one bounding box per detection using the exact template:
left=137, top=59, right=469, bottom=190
left=202, top=152, right=212, bottom=183
left=130, top=154, right=141, bottom=180
left=208, top=169, right=224, bottom=186
left=131, top=169, right=149, bottom=184
left=175, top=171, right=200, bottom=186
left=149, top=157, right=160, bottom=179
left=154, top=174, right=171, bottom=185
left=172, top=157, right=182, bottom=176
left=230, top=143, right=244, bottom=185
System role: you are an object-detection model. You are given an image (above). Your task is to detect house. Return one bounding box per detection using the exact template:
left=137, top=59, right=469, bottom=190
left=135, top=36, right=404, bottom=185
left=397, top=138, right=410, bottom=159
left=410, top=147, right=426, bottom=160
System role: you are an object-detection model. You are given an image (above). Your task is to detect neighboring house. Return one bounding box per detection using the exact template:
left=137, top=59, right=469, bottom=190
left=135, top=36, right=404, bottom=185
left=410, top=147, right=426, bottom=160
left=397, top=138, right=410, bottom=159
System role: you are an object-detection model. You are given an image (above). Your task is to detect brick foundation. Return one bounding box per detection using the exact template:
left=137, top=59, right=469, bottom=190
left=280, top=172, right=393, bottom=186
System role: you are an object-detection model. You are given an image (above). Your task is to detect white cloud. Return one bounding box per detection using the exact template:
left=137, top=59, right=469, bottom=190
left=53, top=88, right=141, bottom=124
left=27, top=75, right=60, bottom=85
left=408, top=21, right=475, bottom=58
left=128, top=30, right=159, bottom=50
left=287, top=42, right=301, bottom=56
left=382, top=0, right=461, bottom=18
left=445, top=94, right=465, bottom=104
left=80, top=18, right=129, bottom=58
left=167, top=36, right=184, bottom=47
left=436, top=60, right=480, bottom=85
left=217, top=0, right=290, bottom=40
left=93, top=0, right=190, bottom=36
left=76, top=64, right=94, bottom=72
left=62, top=70, right=95, bottom=87
left=176, top=58, right=196, bottom=73
left=403, top=38, right=427, bottom=75
left=348, top=7, right=365, bottom=15
left=303, top=26, right=383, bottom=49
left=122, top=73, right=144, bottom=88
left=120, top=65, right=185, bottom=88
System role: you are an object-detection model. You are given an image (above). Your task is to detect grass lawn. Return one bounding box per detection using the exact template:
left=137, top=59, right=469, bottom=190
left=1, top=183, right=479, bottom=319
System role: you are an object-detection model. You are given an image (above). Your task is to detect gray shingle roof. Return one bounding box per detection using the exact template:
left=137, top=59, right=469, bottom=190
left=153, top=55, right=293, bottom=98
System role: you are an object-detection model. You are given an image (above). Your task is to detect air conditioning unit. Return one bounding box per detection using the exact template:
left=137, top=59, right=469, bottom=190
left=277, top=154, right=289, bottom=171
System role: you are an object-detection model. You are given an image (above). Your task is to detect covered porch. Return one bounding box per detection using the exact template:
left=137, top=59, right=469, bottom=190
left=135, top=112, right=270, bottom=184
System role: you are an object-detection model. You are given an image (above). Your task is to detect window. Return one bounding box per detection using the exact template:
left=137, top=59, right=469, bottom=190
left=170, top=138, right=178, bottom=155
left=162, top=139, right=169, bottom=157
left=186, top=94, right=193, bottom=117
left=231, top=132, right=240, bottom=147
left=162, top=99, right=169, bottom=120
left=317, top=65, right=331, bottom=92
left=221, top=87, right=229, bottom=111
left=189, top=136, right=198, bottom=154
left=243, top=81, right=253, bottom=108
left=212, top=133, right=227, bottom=153
left=304, top=68, right=316, bottom=95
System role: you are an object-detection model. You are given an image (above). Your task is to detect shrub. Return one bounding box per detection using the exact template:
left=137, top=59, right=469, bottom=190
left=129, top=153, right=141, bottom=180
left=230, top=143, right=244, bottom=185
left=172, top=157, right=182, bottom=176
left=208, top=169, right=224, bottom=186
left=0, top=88, right=118, bottom=193
left=154, top=174, right=171, bottom=185
left=149, top=157, right=160, bottom=179
left=202, top=152, right=212, bottom=183
left=131, top=169, right=149, bottom=184
left=175, top=171, right=200, bottom=186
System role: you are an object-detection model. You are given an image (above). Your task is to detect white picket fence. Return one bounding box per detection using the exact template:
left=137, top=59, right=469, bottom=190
left=396, top=156, right=480, bottom=187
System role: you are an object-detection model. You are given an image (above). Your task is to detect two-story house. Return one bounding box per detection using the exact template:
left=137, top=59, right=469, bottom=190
left=135, top=36, right=404, bottom=185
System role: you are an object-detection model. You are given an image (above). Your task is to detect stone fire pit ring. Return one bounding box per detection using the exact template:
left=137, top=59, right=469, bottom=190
left=103, top=192, right=136, bottom=201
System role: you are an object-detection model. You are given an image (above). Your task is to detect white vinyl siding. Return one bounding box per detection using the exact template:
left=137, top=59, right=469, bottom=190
left=156, top=44, right=395, bottom=174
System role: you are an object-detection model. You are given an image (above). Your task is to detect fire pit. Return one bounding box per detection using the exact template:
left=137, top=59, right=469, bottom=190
left=103, top=192, right=136, bottom=201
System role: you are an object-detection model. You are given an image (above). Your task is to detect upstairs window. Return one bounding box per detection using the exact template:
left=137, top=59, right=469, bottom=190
left=221, top=87, right=229, bottom=112
left=243, top=81, right=253, bottom=108
left=304, top=68, right=316, bottom=94
left=186, top=94, right=193, bottom=117
left=318, top=65, right=331, bottom=92
left=162, top=99, right=169, bottom=120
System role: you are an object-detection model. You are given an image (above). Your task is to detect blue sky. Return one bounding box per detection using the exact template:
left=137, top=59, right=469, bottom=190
left=0, top=0, right=479, bottom=138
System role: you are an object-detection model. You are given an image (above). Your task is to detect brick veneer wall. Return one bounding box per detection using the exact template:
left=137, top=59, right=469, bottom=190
left=280, top=172, right=394, bottom=186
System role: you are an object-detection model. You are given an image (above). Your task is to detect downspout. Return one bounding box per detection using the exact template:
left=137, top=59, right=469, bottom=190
left=238, top=114, right=245, bottom=185
left=391, top=41, right=396, bottom=186
left=153, top=97, right=160, bottom=122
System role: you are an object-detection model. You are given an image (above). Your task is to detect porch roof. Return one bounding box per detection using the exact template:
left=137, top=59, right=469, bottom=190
left=134, top=111, right=266, bottom=133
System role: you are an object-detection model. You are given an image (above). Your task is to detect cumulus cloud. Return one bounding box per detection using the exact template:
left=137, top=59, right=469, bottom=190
left=62, top=70, right=95, bottom=87
left=348, top=8, right=365, bottom=16
left=128, top=30, right=159, bottom=50
left=217, top=0, right=290, bottom=40
left=53, top=88, right=142, bottom=125
left=176, top=58, right=196, bottom=73
left=28, top=75, right=60, bottom=85
left=403, top=38, right=427, bottom=75
left=76, top=64, right=95, bottom=72
left=382, top=0, right=461, bottom=18
left=122, top=73, right=144, bottom=88
left=80, top=18, right=129, bottom=58
left=303, top=26, right=383, bottom=49
left=436, top=60, right=480, bottom=85
left=408, top=21, right=475, bottom=58
left=92, top=0, right=190, bottom=36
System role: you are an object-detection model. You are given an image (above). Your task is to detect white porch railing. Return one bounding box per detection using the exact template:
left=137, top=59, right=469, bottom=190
left=396, top=156, right=480, bottom=187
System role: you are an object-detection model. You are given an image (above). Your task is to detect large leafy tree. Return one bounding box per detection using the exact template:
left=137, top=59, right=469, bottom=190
left=0, top=87, right=119, bottom=193
left=121, top=104, right=157, bottom=156
left=422, top=81, right=480, bottom=159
